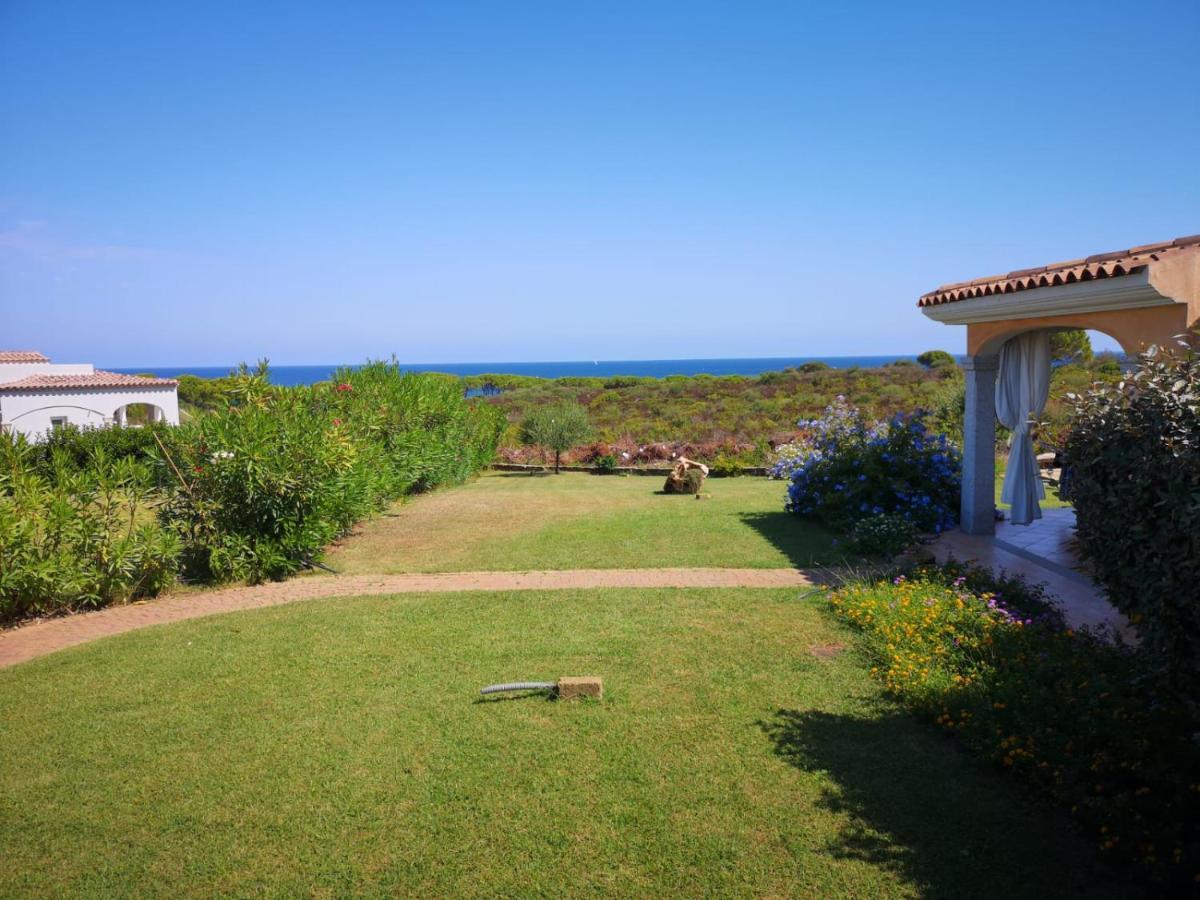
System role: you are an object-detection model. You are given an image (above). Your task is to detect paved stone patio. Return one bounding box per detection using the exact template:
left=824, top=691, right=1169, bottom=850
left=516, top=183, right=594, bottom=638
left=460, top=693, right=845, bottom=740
left=933, top=507, right=1130, bottom=637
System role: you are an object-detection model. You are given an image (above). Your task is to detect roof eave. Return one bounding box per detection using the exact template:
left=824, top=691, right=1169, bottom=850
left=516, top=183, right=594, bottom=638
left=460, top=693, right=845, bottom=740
left=920, top=269, right=1177, bottom=325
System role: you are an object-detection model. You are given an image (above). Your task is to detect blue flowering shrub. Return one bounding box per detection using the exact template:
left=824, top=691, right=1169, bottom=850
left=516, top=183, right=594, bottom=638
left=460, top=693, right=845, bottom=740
left=770, top=397, right=960, bottom=537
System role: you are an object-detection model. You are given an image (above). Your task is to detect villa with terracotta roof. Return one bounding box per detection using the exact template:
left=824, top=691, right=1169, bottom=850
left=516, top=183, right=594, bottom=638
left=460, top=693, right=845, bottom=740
left=0, top=351, right=179, bottom=440
left=920, top=233, right=1200, bottom=536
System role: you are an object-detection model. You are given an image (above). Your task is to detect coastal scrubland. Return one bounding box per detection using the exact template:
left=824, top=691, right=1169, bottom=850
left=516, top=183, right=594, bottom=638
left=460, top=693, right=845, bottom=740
left=172, top=353, right=1122, bottom=469
left=469, top=355, right=1122, bottom=467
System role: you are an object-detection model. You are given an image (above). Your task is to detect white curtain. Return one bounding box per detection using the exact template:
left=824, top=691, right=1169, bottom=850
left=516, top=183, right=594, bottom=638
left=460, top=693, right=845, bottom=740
left=996, top=332, right=1051, bottom=526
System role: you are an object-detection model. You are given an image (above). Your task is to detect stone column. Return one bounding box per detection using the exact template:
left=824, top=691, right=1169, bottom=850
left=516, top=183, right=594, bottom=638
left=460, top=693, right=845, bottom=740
left=960, top=354, right=999, bottom=535
left=114, top=406, right=126, bottom=427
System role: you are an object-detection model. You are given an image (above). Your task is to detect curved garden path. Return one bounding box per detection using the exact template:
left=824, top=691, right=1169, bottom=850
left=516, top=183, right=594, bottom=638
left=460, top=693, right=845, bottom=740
left=0, top=568, right=813, bottom=669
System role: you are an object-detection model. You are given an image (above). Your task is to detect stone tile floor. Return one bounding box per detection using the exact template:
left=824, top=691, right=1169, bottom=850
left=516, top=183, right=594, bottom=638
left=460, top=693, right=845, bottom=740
left=933, top=507, right=1132, bottom=638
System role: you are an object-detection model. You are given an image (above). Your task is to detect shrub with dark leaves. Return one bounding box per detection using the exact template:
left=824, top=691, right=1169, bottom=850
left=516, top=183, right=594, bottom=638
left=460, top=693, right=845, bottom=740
left=1064, top=339, right=1200, bottom=701
left=829, top=560, right=1200, bottom=888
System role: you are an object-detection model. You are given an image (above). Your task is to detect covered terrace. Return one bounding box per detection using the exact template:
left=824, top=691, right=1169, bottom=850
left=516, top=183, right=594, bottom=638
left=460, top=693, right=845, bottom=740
left=919, top=234, right=1200, bottom=632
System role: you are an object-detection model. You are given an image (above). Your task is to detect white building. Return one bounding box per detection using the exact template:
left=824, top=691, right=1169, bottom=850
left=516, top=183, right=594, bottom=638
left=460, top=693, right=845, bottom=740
left=0, top=351, right=180, bottom=441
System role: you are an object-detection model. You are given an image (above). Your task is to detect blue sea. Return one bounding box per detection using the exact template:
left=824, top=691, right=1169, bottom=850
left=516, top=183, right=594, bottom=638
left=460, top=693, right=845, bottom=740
left=111, top=356, right=922, bottom=387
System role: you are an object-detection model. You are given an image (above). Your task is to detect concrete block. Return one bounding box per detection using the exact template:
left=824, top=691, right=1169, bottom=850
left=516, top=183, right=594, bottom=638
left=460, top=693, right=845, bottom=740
left=557, top=676, right=603, bottom=700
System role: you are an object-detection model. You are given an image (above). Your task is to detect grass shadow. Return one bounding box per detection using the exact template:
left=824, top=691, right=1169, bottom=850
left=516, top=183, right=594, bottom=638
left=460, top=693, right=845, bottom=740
left=472, top=690, right=557, bottom=704
left=759, top=708, right=1112, bottom=898
left=738, top=511, right=836, bottom=568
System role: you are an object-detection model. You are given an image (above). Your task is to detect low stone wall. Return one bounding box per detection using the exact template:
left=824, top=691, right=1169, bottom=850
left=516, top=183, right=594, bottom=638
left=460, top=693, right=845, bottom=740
left=490, top=463, right=770, bottom=477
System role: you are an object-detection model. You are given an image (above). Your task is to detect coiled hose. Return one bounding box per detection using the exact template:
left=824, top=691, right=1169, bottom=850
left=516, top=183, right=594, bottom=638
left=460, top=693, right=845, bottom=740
left=480, top=681, right=556, bottom=695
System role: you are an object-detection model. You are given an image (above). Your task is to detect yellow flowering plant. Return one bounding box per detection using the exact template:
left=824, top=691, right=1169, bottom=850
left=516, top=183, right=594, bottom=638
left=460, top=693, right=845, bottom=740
left=825, top=560, right=1200, bottom=888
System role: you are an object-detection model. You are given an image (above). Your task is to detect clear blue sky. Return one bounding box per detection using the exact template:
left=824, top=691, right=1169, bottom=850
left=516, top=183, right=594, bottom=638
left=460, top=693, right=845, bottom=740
left=2, top=1, right=1197, bottom=365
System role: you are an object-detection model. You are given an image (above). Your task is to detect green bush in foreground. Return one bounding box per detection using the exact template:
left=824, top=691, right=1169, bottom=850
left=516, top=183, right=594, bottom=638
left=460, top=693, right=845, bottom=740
left=827, top=561, right=1200, bottom=888
left=24, top=421, right=174, bottom=475
left=1065, top=340, right=1200, bottom=702
left=0, top=437, right=180, bottom=621
left=156, top=362, right=506, bottom=583
left=843, top=512, right=917, bottom=558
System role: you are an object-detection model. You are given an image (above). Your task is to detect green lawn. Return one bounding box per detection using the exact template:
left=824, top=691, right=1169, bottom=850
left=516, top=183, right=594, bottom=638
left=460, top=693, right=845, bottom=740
left=995, top=463, right=1071, bottom=511
left=323, top=471, right=836, bottom=574
left=0, top=588, right=1107, bottom=898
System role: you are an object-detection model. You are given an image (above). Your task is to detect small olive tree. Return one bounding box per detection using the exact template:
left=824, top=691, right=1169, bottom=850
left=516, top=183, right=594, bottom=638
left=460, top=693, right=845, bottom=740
left=520, top=402, right=590, bottom=473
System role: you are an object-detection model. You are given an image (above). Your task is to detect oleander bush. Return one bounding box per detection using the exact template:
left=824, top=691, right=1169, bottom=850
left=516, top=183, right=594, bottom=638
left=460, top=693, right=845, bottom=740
left=156, top=362, right=506, bottom=583
left=24, top=421, right=176, bottom=476
left=0, top=436, right=180, bottom=621
left=1064, top=339, right=1200, bottom=702
left=827, top=561, right=1200, bottom=888
left=772, top=398, right=961, bottom=536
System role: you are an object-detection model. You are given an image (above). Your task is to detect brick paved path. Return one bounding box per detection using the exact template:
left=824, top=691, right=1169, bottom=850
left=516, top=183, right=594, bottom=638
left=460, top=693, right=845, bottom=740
left=0, top=568, right=812, bottom=669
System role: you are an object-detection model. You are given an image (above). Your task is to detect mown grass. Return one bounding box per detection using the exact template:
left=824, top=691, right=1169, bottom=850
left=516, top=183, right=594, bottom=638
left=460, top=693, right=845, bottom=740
left=994, top=462, right=1071, bottom=511
left=323, top=471, right=836, bottom=574
left=0, top=588, right=1110, bottom=898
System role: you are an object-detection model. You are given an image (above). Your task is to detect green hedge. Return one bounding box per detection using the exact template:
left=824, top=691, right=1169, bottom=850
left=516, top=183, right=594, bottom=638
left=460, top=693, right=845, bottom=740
left=0, top=439, right=179, bottom=622
left=23, top=421, right=174, bottom=474
left=0, top=361, right=506, bottom=616
left=155, top=362, right=506, bottom=583
left=1064, top=341, right=1200, bottom=700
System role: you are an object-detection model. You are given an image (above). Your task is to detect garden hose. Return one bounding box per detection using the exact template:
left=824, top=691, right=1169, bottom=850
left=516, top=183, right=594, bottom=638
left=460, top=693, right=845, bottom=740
left=480, top=681, right=556, bottom=695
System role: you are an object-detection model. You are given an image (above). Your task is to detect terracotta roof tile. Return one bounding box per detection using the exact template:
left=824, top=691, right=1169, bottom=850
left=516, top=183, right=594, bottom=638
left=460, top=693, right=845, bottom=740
left=918, top=234, right=1200, bottom=307
left=1127, top=239, right=1174, bottom=254
left=0, top=370, right=178, bottom=391
left=0, top=351, right=50, bottom=363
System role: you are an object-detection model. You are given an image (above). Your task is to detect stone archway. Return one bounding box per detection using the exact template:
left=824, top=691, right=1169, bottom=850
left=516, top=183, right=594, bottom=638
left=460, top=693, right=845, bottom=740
left=113, top=402, right=167, bottom=427
left=967, top=308, right=1181, bottom=358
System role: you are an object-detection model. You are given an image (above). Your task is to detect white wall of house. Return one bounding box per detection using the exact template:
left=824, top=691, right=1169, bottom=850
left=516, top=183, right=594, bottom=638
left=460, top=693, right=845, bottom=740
left=0, top=386, right=180, bottom=440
